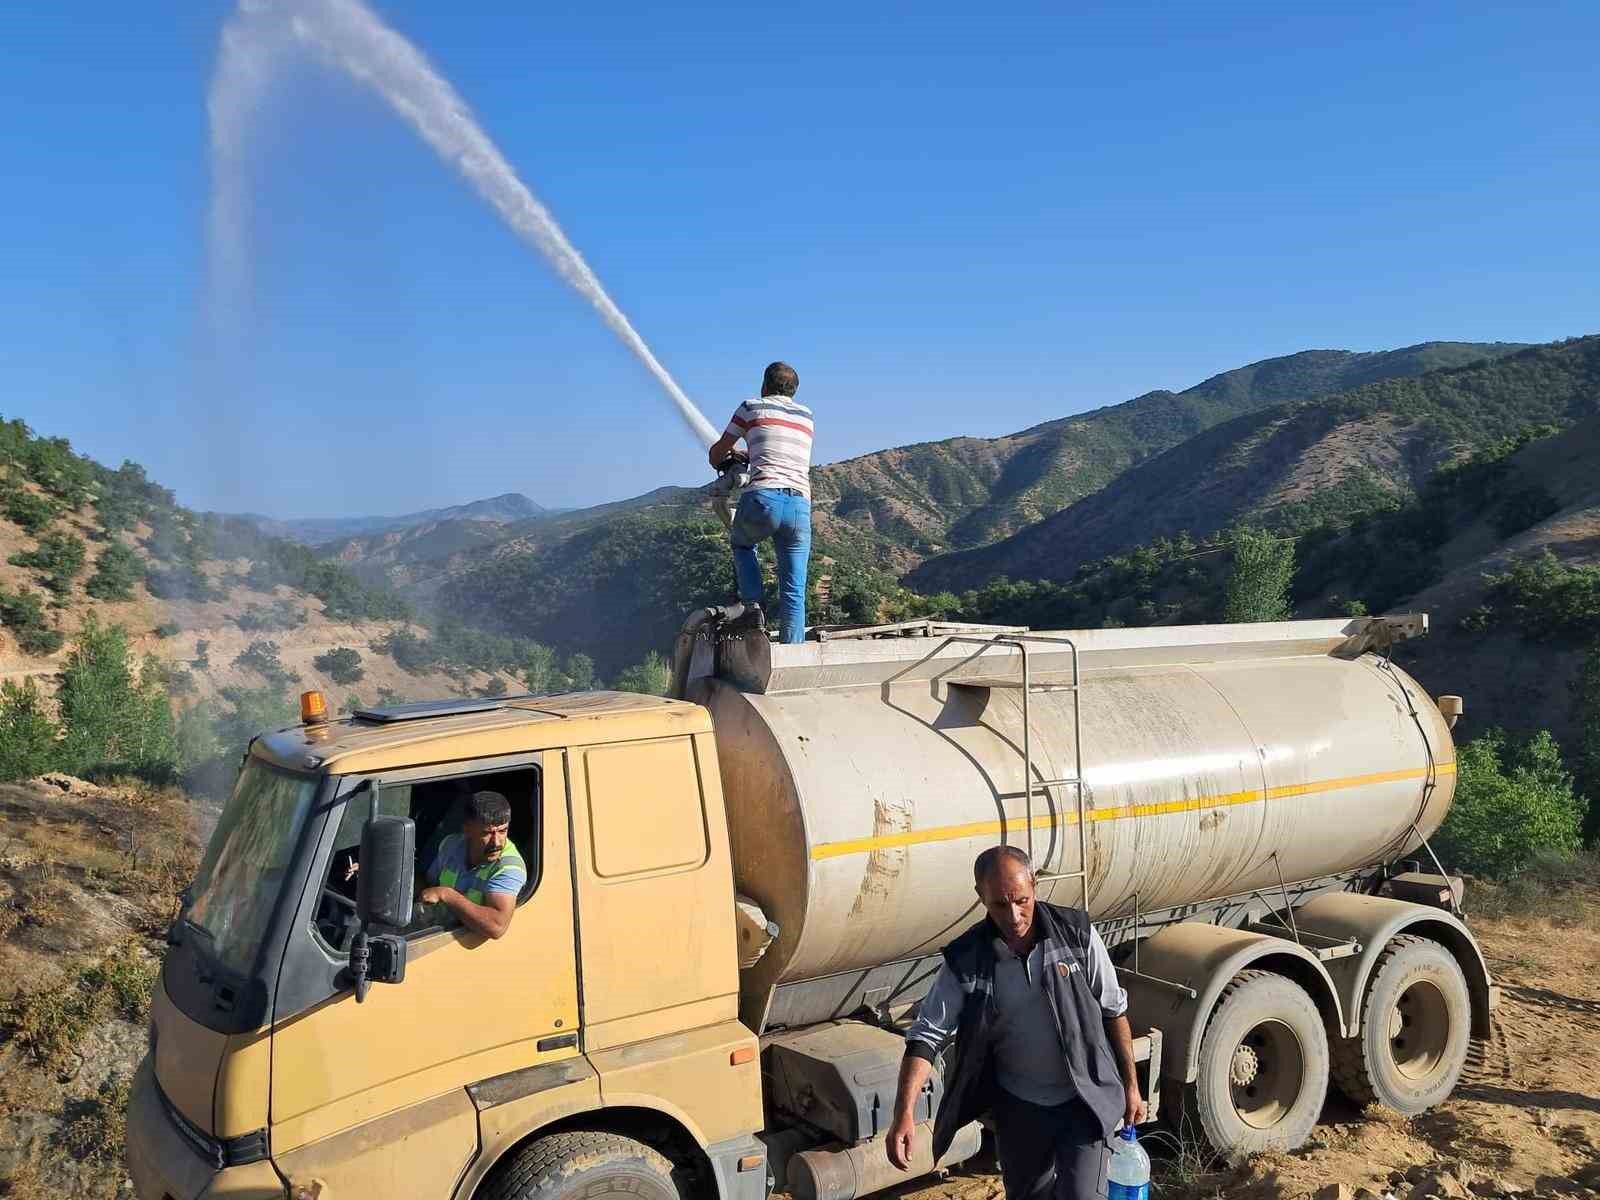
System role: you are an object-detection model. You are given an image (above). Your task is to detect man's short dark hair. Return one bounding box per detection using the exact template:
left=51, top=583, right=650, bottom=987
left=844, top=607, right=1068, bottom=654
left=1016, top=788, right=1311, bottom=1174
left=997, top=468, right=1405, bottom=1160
left=466, top=790, right=512, bottom=828
left=762, top=361, right=799, bottom=397
left=974, top=845, right=1034, bottom=889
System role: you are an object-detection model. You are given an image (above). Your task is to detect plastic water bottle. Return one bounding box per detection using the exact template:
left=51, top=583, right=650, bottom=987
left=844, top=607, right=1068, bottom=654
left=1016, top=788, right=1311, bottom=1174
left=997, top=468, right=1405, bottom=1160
left=1107, top=1125, right=1151, bottom=1200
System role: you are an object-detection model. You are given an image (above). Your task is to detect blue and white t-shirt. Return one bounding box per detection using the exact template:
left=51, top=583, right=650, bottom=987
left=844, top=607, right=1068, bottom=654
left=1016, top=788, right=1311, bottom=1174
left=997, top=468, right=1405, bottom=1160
left=429, top=834, right=527, bottom=899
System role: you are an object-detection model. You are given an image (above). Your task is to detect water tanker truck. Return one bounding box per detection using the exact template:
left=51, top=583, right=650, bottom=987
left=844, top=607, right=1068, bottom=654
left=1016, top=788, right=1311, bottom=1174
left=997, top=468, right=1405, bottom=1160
left=127, top=613, right=1491, bottom=1200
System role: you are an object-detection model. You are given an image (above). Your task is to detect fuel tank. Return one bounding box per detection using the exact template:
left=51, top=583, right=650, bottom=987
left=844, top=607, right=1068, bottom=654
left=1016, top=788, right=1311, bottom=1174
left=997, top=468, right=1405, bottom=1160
left=682, top=617, right=1457, bottom=1031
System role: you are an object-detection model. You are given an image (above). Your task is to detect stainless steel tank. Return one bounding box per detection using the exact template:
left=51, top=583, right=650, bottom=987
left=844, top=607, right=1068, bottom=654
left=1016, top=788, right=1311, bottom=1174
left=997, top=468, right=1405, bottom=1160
left=683, top=617, right=1457, bottom=1031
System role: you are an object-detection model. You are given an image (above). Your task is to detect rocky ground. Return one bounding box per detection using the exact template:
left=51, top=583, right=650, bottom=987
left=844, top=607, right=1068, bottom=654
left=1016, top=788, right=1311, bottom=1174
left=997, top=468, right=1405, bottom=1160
left=0, top=775, right=1595, bottom=1198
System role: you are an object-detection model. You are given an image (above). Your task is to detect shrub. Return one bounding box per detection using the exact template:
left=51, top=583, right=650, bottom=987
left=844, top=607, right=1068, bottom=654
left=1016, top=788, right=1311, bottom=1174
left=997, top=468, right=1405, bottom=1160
left=0, top=585, right=66, bottom=656
left=153, top=622, right=180, bottom=639
left=313, top=646, right=364, bottom=684
left=0, top=678, right=60, bottom=781
left=1492, top=484, right=1561, bottom=539
left=0, top=944, right=155, bottom=1070
left=4, top=488, right=60, bottom=534
left=478, top=676, right=508, bottom=697
left=234, top=598, right=305, bottom=632
left=209, top=686, right=297, bottom=754
left=378, top=629, right=439, bottom=674
left=1437, top=728, right=1586, bottom=878
left=85, top=542, right=146, bottom=600
left=1473, top=550, right=1600, bottom=642
left=192, top=638, right=211, bottom=669
left=234, top=640, right=297, bottom=687
left=9, top=529, right=88, bottom=595
left=1574, top=644, right=1600, bottom=846
left=56, top=616, right=178, bottom=779
left=614, top=652, right=670, bottom=696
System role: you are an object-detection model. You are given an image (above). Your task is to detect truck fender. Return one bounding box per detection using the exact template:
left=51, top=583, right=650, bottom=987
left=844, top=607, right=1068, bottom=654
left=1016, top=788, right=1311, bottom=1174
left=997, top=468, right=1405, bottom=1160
left=1120, top=922, right=1344, bottom=1085
left=1289, top=893, right=1495, bottom=1038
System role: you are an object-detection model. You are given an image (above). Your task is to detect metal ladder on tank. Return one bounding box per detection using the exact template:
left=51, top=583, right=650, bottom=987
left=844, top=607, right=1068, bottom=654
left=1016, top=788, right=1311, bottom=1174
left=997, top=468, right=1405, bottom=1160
left=945, top=634, right=1090, bottom=910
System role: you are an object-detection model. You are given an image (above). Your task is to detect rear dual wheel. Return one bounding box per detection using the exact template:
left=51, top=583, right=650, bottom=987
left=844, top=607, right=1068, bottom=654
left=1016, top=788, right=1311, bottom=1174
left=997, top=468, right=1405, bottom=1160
left=1332, top=934, right=1471, bottom=1116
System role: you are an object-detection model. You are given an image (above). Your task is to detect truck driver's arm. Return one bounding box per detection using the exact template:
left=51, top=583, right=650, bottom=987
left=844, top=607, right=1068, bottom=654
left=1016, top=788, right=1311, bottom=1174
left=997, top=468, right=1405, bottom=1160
left=888, top=963, right=962, bottom=1170
left=419, top=886, right=515, bottom=940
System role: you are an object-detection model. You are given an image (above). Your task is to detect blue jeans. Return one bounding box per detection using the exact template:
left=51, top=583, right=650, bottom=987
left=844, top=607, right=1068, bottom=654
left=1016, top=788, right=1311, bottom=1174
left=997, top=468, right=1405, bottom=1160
left=730, top=489, right=811, bottom=644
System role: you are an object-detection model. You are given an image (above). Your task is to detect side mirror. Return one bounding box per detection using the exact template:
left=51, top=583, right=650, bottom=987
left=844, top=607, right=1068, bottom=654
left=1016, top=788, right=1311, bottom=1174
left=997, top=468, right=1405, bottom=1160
left=356, top=815, right=416, bottom=928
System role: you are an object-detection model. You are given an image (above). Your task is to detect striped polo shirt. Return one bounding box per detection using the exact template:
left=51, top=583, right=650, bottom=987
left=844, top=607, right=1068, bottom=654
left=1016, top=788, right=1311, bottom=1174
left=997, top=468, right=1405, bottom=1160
left=725, top=394, right=814, bottom=499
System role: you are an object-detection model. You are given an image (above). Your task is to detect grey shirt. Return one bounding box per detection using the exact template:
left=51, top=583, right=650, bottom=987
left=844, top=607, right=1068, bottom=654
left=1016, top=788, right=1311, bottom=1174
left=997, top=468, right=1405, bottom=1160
left=905, top=924, right=1127, bottom=1107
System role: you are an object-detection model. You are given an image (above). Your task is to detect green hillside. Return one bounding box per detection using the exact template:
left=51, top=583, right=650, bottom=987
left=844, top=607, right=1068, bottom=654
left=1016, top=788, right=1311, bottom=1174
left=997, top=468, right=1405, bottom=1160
left=812, top=340, right=1525, bottom=565
left=908, top=337, right=1600, bottom=592
left=437, top=512, right=737, bottom=678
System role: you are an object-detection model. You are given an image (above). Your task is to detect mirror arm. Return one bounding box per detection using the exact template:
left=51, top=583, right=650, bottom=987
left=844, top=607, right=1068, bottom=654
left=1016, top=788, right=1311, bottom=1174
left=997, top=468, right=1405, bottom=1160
left=349, top=926, right=372, bottom=1003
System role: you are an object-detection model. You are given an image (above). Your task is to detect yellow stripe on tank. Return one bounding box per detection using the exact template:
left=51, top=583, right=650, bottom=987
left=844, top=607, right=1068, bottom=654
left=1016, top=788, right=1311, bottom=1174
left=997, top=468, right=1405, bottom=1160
left=808, top=761, right=1457, bottom=861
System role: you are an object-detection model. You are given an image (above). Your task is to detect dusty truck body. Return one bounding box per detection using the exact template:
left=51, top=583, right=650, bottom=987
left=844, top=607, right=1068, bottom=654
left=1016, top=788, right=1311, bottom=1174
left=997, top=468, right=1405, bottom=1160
left=127, top=614, right=1491, bottom=1200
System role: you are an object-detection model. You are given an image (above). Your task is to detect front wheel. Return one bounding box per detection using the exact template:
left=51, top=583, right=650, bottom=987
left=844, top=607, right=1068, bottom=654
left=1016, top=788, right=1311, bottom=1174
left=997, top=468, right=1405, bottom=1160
left=1190, top=969, right=1330, bottom=1154
left=479, top=1131, right=683, bottom=1200
left=1331, top=934, right=1471, bottom=1115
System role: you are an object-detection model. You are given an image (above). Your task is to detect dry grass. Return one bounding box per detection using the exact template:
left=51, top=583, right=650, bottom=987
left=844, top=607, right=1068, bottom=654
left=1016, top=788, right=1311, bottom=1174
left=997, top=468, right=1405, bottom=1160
left=60, top=1073, right=132, bottom=1165
left=0, top=941, right=156, bottom=1072
left=1469, top=848, right=1600, bottom=921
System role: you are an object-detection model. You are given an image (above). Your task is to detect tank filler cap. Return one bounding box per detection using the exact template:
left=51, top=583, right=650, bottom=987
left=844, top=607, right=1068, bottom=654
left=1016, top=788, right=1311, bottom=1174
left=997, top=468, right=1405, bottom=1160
left=1437, top=695, right=1464, bottom=728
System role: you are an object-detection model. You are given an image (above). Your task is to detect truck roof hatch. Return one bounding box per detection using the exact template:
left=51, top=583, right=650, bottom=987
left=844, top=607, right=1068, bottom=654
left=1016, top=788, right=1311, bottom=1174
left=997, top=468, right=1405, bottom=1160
left=351, top=696, right=535, bottom=723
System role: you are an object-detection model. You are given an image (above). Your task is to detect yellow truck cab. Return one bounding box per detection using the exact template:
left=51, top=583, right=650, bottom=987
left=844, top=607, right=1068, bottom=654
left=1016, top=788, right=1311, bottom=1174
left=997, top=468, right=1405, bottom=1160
left=129, top=691, right=767, bottom=1200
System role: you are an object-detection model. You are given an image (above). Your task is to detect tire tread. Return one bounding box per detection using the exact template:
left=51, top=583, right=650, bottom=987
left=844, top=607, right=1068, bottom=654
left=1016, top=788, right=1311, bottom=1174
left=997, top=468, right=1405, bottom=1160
left=478, top=1131, right=676, bottom=1200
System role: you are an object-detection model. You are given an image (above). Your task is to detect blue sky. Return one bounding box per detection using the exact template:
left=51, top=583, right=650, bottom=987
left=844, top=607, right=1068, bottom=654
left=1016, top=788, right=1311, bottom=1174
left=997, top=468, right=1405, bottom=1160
left=3, top=2, right=1596, bottom=517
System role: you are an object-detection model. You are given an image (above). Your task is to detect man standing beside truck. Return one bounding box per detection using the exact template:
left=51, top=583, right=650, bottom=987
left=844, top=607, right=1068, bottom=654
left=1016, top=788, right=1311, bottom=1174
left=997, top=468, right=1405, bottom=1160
left=706, top=361, right=813, bottom=644
left=888, top=846, right=1146, bottom=1200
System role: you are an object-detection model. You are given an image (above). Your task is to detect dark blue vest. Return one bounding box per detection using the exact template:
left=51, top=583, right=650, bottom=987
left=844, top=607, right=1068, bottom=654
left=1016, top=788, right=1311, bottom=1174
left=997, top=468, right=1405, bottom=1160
left=929, top=903, right=1125, bottom=1160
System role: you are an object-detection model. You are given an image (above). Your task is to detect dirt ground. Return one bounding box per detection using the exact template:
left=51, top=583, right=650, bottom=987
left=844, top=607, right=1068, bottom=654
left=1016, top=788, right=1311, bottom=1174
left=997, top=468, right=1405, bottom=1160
left=898, top=890, right=1600, bottom=1200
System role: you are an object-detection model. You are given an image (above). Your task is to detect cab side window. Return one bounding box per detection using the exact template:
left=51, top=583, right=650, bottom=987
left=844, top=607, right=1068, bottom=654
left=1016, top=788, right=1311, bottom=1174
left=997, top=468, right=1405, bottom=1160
left=313, top=765, right=541, bottom=954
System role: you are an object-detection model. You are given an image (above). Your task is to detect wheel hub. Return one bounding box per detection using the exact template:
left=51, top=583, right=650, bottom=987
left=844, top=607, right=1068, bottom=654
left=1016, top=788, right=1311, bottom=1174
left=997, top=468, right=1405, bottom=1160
left=1230, top=1043, right=1261, bottom=1087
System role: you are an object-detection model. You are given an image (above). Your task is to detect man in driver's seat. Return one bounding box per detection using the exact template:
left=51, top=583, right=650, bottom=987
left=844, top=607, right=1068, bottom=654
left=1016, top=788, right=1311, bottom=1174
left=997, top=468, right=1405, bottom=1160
left=417, top=790, right=525, bottom=939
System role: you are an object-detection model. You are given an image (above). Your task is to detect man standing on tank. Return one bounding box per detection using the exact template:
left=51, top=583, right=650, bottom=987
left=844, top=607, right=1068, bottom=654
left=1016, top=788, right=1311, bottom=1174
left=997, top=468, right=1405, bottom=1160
left=706, top=361, right=813, bottom=644
left=887, top=846, right=1147, bottom=1200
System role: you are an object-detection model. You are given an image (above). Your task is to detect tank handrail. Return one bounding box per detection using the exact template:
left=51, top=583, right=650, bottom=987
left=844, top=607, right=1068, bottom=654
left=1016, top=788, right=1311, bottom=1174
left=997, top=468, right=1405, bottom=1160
left=936, top=632, right=1091, bottom=910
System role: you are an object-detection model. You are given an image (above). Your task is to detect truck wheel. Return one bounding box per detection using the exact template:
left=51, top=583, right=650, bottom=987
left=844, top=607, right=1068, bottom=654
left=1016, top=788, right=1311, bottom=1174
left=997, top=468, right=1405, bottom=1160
left=479, top=1131, right=683, bottom=1200
left=1331, top=934, right=1471, bottom=1115
left=1191, top=969, right=1329, bottom=1154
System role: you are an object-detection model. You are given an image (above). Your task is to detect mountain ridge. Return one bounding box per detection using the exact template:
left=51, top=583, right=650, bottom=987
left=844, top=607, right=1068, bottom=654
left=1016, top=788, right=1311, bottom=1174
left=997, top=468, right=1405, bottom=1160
left=230, top=491, right=547, bottom=546
left=908, top=337, right=1600, bottom=592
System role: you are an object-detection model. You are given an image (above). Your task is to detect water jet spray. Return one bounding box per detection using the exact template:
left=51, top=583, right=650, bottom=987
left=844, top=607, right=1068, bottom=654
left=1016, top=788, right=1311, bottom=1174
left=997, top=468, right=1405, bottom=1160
left=208, top=0, right=719, bottom=449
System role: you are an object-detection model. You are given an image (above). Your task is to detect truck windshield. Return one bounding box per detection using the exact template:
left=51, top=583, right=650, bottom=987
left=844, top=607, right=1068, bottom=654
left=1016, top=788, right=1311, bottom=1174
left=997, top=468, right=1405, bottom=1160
left=186, top=760, right=318, bottom=974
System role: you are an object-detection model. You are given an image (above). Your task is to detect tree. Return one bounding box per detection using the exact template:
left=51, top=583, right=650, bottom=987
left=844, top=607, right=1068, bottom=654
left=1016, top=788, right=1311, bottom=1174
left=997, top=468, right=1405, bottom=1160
left=614, top=652, right=670, bottom=696
left=313, top=647, right=364, bottom=685
left=0, top=679, right=60, bottom=781
left=1223, top=528, right=1295, bottom=623
left=564, top=653, right=596, bottom=691
left=1436, top=728, right=1585, bottom=877
left=521, top=643, right=558, bottom=693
